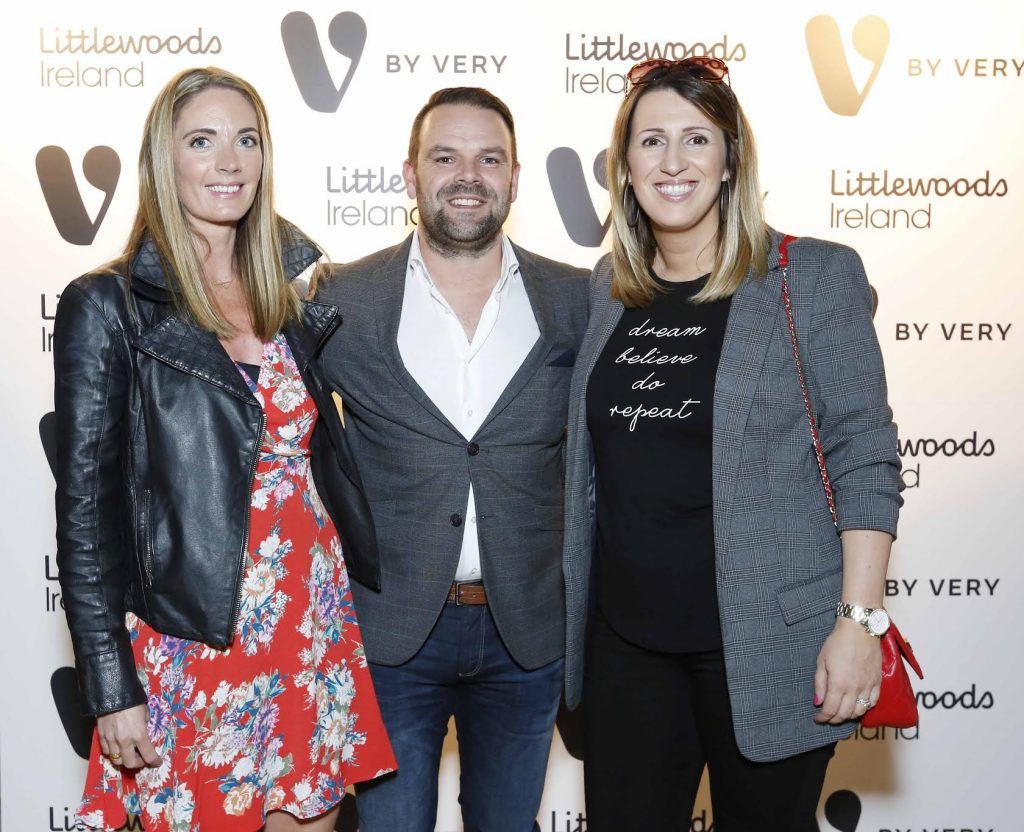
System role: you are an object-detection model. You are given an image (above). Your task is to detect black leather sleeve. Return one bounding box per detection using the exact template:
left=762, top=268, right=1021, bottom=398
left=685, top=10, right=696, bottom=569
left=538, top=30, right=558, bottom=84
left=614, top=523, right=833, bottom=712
left=307, top=387, right=382, bottom=592
left=53, top=283, right=146, bottom=716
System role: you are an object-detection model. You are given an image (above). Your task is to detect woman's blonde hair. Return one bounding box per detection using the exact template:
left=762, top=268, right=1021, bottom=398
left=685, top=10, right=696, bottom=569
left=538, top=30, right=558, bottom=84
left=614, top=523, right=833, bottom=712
left=123, top=66, right=301, bottom=338
left=607, top=68, right=769, bottom=307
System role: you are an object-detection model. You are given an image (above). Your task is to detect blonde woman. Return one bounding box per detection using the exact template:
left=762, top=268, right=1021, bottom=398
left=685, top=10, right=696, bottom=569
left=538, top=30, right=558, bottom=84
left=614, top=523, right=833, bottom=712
left=561, top=58, right=902, bottom=829
left=54, top=67, right=394, bottom=832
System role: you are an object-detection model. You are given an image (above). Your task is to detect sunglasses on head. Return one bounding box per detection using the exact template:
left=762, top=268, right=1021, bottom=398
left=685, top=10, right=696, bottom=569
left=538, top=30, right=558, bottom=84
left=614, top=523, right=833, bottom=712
left=626, top=57, right=730, bottom=91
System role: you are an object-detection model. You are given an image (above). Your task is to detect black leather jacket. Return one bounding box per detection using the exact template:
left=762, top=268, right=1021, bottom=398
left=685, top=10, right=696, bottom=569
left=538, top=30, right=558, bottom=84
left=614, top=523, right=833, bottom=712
left=53, top=236, right=380, bottom=716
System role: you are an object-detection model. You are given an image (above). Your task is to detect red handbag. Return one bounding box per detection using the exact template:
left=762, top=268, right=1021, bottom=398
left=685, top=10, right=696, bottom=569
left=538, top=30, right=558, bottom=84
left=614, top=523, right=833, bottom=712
left=861, top=620, right=924, bottom=727
left=777, top=235, right=925, bottom=728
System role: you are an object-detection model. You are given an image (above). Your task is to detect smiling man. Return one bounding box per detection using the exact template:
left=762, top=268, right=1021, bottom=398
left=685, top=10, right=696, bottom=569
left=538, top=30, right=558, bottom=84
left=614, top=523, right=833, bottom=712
left=313, top=88, right=588, bottom=832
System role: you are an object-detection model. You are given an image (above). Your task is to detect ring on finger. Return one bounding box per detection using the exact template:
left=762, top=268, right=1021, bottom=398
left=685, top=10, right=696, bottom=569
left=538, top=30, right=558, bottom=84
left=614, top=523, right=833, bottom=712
left=855, top=697, right=873, bottom=708
left=107, top=750, right=123, bottom=762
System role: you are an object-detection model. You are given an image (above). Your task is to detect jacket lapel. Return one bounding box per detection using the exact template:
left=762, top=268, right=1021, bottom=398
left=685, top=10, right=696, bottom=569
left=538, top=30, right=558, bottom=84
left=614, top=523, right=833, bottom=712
left=127, top=230, right=328, bottom=404
left=372, top=235, right=463, bottom=438
left=284, top=300, right=339, bottom=372
left=578, top=262, right=624, bottom=410
left=283, top=301, right=367, bottom=488
left=129, top=229, right=323, bottom=299
left=472, top=244, right=556, bottom=435
left=712, top=232, right=784, bottom=551
left=132, top=315, right=258, bottom=404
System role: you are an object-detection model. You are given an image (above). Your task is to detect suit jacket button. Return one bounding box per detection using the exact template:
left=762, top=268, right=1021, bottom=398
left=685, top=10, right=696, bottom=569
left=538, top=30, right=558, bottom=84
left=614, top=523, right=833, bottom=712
left=467, top=442, right=480, bottom=456
left=450, top=513, right=463, bottom=527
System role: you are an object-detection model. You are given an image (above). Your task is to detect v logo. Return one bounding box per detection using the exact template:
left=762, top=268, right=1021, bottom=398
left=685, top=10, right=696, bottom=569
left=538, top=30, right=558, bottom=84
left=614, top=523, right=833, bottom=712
left=805, top=15, right=889, bottom=116
left=36, top=145, right=120, bottom=246
left=823, top=789, right=862, bottom=832
left=40, top=411, right=57, bottom=479
left=281, top=11, right=367, bottom=113
left=555, top=696, right=584, bottom=761
left=51, top=666, right=94, bottom=759
left=547, top=147, right=610, bottom=248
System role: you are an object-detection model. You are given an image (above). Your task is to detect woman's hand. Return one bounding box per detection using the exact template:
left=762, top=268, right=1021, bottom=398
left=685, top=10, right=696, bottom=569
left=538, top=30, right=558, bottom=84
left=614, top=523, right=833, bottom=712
left=97, top=704, right=162, bottom=769
left=813, top=617, right=882, bottom=724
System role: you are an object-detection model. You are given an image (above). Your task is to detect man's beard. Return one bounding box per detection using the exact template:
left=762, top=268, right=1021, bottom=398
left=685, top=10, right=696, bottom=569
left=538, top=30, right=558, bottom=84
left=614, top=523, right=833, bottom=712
left=418, top=182, right=511, bottom=258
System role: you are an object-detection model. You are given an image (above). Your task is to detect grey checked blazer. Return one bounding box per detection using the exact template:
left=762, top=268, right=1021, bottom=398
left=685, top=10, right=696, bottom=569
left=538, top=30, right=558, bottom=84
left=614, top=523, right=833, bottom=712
left=314, top=235, right=588, bottom=668
left=562, top=231, right=903, bottom=762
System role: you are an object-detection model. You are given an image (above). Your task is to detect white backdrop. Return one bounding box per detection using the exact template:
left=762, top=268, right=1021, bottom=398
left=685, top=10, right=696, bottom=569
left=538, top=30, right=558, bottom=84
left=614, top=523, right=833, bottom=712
left=1, top=1, right=1020, bottom=830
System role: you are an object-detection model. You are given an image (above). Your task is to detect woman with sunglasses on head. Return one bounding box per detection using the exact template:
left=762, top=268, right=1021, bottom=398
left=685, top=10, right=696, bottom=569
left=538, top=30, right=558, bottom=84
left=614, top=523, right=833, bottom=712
left=561, top=58, right=902, bottom=829
left=54, top=66, right=394, bottom=831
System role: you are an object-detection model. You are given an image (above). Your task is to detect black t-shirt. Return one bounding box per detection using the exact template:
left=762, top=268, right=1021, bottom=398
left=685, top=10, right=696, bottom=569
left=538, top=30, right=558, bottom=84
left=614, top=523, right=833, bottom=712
left=587, top=272, right=732, bottom=652
left=236, top=361, right=261, bottom=382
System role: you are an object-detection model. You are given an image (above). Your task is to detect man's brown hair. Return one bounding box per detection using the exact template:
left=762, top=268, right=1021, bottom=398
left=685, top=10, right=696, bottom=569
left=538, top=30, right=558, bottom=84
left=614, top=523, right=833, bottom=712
left=408, top=87, right=518, bottom=165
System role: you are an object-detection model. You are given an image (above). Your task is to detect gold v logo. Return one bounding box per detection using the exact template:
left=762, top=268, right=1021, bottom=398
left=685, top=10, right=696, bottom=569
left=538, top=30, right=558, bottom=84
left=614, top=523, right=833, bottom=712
left=806, top=15, right=889, bottom=116
left=35, top=145, right=120, bottom=245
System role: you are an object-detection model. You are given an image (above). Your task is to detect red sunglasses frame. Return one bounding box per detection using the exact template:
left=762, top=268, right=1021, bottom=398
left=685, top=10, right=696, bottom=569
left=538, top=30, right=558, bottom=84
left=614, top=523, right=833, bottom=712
left=626, top=57, right=730, bottom=90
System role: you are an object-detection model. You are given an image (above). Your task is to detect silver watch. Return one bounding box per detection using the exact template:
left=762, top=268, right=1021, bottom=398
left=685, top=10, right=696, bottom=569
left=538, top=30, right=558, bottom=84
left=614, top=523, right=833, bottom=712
left=835, top=602, right=890, bottom=637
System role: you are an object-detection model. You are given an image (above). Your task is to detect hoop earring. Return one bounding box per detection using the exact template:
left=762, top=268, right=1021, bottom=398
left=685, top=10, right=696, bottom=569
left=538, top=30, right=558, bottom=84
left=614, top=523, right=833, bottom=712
left=718, top=179, right=731, bottom=223
left=625, top=184, right=641, bottom=228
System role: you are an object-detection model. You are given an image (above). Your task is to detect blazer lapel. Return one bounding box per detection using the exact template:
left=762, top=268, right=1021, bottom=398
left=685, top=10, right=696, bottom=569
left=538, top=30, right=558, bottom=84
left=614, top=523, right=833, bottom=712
left=578, top=265, right=624, bottom=409
left=712, top=233, right=784, bottom=551
left=472, top=245, right=555, bottom=435
left=372, top=235, right=463, bottom=439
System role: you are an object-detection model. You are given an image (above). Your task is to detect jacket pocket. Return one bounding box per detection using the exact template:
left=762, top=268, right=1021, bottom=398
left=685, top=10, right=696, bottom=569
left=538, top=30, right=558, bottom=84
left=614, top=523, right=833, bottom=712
left=535, top=502, right=565, bottom=532
left=775, top=566, right=842, bottom=626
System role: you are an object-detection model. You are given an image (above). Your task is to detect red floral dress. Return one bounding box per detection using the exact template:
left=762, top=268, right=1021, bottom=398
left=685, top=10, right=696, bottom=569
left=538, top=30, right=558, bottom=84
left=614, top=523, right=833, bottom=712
left=76, top=334, right=395, bottom=832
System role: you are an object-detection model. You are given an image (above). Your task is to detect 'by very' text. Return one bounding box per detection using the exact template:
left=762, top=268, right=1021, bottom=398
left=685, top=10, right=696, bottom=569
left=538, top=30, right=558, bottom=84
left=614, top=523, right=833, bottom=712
left=386, top=54, right=507, bottom=74
left=895, top=322, right=1012, bottom=341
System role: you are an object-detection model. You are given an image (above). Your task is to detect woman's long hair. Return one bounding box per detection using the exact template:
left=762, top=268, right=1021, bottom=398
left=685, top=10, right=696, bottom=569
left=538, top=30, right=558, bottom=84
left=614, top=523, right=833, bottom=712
left=123, top=66, right=301, bottom=338
left=607, top=69, right=769, bottom=307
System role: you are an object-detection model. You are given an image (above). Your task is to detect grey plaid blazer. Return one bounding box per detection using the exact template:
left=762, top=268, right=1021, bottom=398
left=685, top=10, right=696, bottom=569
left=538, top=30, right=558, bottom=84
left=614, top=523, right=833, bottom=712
left=562, top=231, right=902, bottom=762
left=315, top=235, right=588, bottom=668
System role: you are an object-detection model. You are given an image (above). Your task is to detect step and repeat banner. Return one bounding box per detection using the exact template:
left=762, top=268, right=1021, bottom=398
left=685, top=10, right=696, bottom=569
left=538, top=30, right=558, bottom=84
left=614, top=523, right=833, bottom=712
left=1, top=1, right=1019, bottom=829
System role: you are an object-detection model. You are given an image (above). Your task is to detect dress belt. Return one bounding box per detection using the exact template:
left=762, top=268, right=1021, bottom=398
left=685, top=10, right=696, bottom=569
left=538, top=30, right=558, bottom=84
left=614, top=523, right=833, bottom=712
left=447, top=581, right=488, bottom=606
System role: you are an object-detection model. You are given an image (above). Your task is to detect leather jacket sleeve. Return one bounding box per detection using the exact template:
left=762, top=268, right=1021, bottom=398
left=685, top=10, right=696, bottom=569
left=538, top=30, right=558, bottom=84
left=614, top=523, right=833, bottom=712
left=54, top=283, right=147, bottom=716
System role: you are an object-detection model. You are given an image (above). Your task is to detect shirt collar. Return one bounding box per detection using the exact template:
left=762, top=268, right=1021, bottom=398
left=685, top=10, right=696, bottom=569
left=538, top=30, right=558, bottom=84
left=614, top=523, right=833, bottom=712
left=408, top=231, right=520, bottom=293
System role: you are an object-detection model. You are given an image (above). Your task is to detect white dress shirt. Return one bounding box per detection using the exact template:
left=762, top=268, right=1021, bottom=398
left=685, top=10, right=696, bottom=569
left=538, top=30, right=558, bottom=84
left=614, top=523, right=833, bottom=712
left=398, top=232, right=539, bottom=581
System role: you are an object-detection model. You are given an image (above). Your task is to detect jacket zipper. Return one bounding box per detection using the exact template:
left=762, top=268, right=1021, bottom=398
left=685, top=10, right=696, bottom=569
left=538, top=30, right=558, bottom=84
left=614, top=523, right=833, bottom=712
left=227, top=410, right=266, bottom=640
left=142, top=489, right=155, bottom=587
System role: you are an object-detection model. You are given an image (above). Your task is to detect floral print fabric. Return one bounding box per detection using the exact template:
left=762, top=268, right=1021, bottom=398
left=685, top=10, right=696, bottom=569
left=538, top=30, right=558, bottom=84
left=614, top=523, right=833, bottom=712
left=77, top=335, right=395, bottom=831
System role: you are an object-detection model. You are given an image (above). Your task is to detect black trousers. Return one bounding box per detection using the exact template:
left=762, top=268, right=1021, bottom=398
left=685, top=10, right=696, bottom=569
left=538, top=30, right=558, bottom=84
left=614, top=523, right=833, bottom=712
left=583, top=611, right=835, bottom=831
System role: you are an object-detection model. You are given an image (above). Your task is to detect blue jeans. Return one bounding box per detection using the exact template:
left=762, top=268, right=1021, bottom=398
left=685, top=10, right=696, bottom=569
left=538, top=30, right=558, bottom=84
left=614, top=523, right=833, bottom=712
left=355, top=602, right=563, bottom=832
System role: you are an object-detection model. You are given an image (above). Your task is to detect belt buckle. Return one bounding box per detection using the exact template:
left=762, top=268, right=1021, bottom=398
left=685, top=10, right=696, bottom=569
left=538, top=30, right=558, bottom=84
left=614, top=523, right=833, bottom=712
left=452, top=581, right=481, bottom=606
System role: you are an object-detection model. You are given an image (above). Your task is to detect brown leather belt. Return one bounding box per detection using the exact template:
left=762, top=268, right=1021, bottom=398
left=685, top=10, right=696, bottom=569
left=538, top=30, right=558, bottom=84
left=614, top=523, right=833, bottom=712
left=447, top=581, right=488, bottom=605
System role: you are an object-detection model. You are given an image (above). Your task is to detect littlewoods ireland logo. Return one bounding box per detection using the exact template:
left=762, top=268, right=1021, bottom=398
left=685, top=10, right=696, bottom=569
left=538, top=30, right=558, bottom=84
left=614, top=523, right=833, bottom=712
left=281, top=11, right=366, bottom=112
left=547, top=147, right=610, bottom=247
left=36, top=145, right=120, bottom=245
left=805, top=15, right=889, bottom=116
